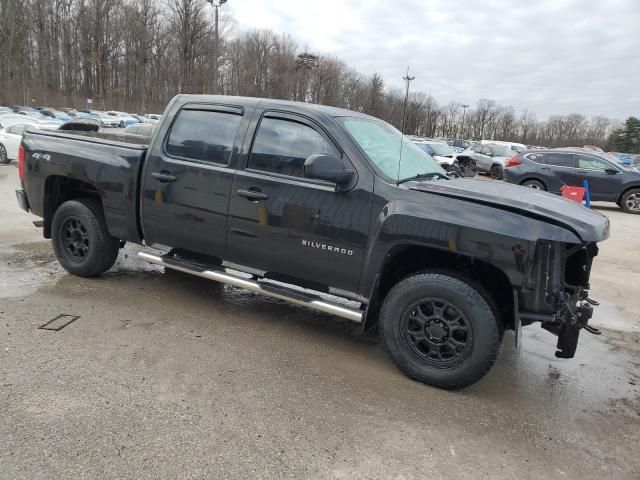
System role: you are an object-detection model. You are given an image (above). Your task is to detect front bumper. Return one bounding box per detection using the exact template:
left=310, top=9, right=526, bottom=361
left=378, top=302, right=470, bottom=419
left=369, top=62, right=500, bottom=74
left=16, top=188, right=29, bottom=212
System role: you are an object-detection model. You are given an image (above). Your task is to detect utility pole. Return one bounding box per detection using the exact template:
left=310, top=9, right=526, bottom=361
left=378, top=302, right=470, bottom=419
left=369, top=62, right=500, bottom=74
left=207, top=0, right=228, bottom=94
left=400, top=67, right=415, bottom=136
left=461, top=103, right=469, bottom=138
left=397, top=67, right=415, bottom=183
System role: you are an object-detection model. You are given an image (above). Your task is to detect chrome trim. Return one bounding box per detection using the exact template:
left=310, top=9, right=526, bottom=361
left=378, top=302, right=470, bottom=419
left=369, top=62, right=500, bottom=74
left=138, top=251, right=363, bottom=323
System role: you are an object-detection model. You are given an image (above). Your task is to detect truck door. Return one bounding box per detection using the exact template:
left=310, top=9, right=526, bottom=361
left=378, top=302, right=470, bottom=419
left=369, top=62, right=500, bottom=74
left=226, top=112, right=371, bottom=295
left=140, top=104, right=251, bottom=258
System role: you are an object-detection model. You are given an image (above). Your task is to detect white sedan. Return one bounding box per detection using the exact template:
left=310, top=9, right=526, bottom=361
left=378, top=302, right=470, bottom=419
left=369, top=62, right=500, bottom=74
left=0, top=121, right=38, bottom=164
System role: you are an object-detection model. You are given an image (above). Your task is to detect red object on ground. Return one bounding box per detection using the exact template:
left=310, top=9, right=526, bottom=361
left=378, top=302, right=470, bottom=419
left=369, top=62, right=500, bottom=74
left=561, top=185, right=585, bottom=203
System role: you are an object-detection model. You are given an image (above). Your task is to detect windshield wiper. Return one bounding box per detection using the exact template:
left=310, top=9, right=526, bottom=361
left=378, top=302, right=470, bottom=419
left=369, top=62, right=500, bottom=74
left=397, top=172, right=449, bottom=184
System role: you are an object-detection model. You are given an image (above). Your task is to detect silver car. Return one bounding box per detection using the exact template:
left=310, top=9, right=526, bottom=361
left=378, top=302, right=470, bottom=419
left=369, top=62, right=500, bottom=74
left=459, top=143, right=514, bottom=179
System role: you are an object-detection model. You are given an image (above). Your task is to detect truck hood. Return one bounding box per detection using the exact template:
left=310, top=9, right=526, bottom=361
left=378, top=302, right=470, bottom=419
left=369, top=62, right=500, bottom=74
left=409, top=178, right=610, bottom=242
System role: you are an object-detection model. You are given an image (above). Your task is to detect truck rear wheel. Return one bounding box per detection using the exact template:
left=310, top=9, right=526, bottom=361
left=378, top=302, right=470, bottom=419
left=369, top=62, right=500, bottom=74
left=380, top=271, right=501, bottom=389
left=51, top=199, right=120, bottom=277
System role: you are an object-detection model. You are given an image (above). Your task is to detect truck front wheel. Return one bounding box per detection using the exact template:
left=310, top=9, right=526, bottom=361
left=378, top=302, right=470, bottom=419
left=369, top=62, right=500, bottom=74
left=380, top=272, right=501, bottom=389
left=51, top=199, right=120, bottom=277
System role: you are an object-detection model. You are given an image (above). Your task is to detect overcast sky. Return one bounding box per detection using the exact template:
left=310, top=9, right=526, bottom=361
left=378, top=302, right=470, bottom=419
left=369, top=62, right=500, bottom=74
left=226, top=0, right=639, bottom=120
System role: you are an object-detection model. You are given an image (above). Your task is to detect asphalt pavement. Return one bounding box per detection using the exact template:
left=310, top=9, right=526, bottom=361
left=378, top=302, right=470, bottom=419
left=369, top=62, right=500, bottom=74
left=1, top=163, right=639, bottom=480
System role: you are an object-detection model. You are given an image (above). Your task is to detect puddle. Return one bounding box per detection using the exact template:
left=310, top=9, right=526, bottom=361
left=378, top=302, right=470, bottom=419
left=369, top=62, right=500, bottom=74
left=0, top=242, right=65, bottom=298
left=0, top=242, right=161, bottom=299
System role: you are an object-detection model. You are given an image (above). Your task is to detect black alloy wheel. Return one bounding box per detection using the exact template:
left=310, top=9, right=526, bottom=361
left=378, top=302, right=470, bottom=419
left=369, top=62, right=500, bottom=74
left=400, top=298, right=473, bottom=368
left=61, top=217, right=90, bottom=261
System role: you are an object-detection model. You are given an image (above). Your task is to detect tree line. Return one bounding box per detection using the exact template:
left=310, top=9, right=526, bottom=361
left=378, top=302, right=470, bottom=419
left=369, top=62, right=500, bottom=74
left=0, top=0, right=632, bottom=149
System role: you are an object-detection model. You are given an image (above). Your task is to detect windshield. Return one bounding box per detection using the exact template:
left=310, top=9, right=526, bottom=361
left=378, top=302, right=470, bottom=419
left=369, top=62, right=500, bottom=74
left=340, top=117, right=444, bottom=182
left=511, top=145, right=524, bottom=152
left=426, top=142, right=455, bottom=156
left=488, top=145, right=514, bottom=157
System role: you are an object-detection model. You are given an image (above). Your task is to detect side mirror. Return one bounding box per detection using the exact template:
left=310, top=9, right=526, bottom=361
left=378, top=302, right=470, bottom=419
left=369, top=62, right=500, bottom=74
left=304, top=154, right=355, bottom=188
left=604, top=168, right=619, bottom=175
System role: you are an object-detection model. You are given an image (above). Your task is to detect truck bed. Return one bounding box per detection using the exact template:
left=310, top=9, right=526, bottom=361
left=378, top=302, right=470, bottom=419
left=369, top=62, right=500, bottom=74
left=21, top=128, right=148, bottom=243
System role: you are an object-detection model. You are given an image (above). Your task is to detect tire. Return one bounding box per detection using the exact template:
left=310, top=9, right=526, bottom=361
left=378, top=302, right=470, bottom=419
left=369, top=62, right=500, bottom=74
left=119, top=121, right=124, bottom=128
left=489, top=164, right=503, bottom=180
left=521, top=179, right=546, bottom=191
left=380, top=271, right=501, bottom=389
left=0, top=143, right=9, bottom=164
left=620, top=188, right=640, bottom=214
left=51, top=198, right=120, bottom=277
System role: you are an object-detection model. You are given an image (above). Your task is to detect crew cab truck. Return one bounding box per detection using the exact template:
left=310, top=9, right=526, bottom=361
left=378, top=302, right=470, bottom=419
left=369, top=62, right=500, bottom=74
left=16, top=95, right=610, bottom=389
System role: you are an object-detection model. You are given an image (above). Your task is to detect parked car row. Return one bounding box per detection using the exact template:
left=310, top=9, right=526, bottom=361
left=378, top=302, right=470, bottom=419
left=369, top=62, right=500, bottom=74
left=0, top=105, right=162, bottom=129
left=408, top=134, right=640, bottom=214
left=0, top=106, right=157, bottom=163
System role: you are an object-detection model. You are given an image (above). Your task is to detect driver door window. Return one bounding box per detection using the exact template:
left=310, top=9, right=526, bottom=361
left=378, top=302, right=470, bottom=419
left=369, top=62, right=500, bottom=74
left=248, top=117, right=336, bottom=178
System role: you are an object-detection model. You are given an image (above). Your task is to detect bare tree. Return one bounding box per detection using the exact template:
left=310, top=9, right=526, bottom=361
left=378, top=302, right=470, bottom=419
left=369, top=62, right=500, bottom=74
left=0, top=2, right=617, bottom=148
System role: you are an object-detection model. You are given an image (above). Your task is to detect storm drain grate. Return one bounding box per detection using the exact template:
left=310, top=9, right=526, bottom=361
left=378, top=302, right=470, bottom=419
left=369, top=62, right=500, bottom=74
left=39, top=314, right=81, bottom=331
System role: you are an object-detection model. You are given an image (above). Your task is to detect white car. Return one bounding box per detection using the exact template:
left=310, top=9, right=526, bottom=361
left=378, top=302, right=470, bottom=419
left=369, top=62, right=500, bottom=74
left=144, top=114, right=162, bottom=124
left=414, top=140, right=457, bottom=167
left=105, top=111, right=138, bottom=127
left=413, top=140, right=469, bottom=176
left=98, top=113, right=120, bottom=128
left=0, top=121, right=38, bottom=164
left=481, top=139, right=527, bottom=153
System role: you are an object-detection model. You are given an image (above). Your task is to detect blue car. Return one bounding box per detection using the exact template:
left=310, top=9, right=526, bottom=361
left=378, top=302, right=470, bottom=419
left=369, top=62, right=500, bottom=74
left=40, top=109, right=71, bottom=123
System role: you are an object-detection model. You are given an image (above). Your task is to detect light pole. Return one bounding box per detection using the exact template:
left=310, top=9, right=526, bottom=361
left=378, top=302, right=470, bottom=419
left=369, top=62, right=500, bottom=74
left=461, top=103, right=469, bottom=138
left=401, top=67, right=415, bottom=136
left=207, top=0, right=227, bottom=94
left=397, top=67, right=415, bottom=183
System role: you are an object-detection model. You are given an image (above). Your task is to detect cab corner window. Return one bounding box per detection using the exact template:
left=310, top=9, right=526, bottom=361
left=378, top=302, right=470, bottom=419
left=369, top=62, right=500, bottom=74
left=166, top=109, right=242, bottom=164
left=248, top=117, right=336, bottom=178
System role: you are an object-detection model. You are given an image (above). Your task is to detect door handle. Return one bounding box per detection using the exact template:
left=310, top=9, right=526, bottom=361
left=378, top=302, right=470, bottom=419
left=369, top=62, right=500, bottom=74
left=151, top=171, right=177, bottom=183
left=237, top=188, right=269, bottom=201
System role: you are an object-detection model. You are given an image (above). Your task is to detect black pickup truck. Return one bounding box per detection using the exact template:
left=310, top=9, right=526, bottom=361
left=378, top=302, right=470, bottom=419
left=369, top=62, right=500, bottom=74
left=16, top=95, right=610, bottom=389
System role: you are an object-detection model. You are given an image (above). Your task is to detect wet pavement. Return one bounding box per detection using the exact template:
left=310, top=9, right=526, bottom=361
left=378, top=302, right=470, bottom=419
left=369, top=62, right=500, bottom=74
left=1, top=164, right=639, bottom=479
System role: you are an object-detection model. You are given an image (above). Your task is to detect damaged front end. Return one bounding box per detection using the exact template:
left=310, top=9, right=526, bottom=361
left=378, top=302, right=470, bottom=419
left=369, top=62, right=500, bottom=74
left=517, top=241, right=601, bottom=358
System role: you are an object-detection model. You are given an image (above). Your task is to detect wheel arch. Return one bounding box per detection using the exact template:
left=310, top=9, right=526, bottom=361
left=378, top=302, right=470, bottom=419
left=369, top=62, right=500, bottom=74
left=363, top=244, right=515, bottom=334
left=42, top=175, right=101, bottom=238
left=617, top=184, right=640, bottom=204
left=519, top=177, right=547, bottom=190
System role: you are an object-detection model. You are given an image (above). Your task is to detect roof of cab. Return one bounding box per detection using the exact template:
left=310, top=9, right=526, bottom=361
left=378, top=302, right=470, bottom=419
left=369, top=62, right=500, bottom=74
left=174, top=94, right=376, bottom=120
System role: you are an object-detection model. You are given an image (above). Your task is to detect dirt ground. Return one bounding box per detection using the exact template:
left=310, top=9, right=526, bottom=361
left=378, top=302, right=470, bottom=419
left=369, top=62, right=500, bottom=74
left=1, top=163, right=639, bottom=480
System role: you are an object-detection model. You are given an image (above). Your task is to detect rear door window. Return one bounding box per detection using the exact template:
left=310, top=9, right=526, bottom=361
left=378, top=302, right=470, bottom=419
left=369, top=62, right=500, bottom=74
left=545, top=153, right=575, bottom=168
left=166, top=109, right=242, bottom=165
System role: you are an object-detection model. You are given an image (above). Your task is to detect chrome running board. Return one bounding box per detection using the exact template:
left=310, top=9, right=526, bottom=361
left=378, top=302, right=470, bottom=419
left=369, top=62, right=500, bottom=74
left=138, top=251, right=364, bottom=323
